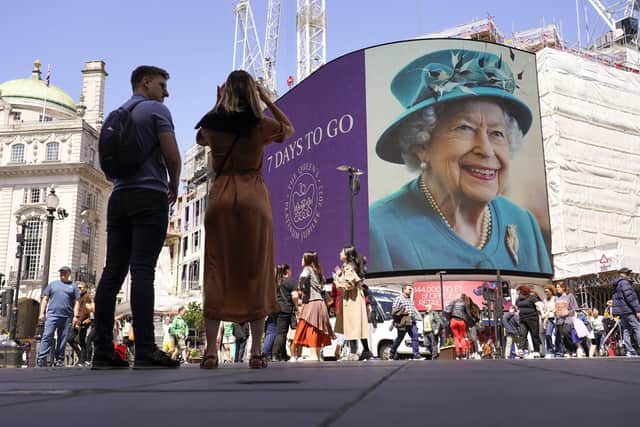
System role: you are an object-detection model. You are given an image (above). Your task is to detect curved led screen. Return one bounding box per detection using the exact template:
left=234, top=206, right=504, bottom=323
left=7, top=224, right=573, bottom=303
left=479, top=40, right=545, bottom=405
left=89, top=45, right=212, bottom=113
left=263, top=38, right=552, bottom=277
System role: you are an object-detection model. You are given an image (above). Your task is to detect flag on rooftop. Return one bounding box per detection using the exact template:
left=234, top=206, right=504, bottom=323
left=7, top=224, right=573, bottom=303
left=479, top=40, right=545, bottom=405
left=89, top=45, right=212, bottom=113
left=45, top=65, right=51, bottom=87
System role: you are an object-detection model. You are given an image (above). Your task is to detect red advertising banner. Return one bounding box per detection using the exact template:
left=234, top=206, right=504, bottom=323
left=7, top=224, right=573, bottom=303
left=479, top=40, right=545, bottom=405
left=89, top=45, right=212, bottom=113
left=413, top=281, right=487, bottom=311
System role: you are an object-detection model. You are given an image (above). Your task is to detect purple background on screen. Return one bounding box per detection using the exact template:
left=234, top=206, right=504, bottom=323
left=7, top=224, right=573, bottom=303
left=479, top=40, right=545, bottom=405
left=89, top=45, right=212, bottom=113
left=263, top=50, right=369, bottom=278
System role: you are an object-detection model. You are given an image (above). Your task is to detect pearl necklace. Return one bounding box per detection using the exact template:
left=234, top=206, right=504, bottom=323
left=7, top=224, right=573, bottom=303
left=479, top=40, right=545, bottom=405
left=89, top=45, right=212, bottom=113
left=419, top=176, right=492, bottom=249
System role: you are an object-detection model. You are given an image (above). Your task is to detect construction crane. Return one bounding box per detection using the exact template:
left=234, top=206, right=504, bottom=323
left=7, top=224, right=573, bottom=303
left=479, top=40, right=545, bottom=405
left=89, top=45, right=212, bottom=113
left=233, top=1, right=263, bottom=82
left=264, top=0, right=282, bottom=95
left=296, top=0, right=326, bottom=82
left=580, top=0, right=639, bottom=47
left=233, top=0, right=327, bottom=96
left=233, top=0, right=281, bottom=98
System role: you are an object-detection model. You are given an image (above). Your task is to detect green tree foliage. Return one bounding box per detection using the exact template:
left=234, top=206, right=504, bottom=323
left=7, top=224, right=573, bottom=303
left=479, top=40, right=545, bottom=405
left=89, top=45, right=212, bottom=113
left=183, top=301, right=204, bottom=332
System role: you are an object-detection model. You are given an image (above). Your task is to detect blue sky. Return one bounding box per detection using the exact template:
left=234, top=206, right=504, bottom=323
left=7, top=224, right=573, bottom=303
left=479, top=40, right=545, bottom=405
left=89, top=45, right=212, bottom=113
left=1, top=0, right=588, bottom=156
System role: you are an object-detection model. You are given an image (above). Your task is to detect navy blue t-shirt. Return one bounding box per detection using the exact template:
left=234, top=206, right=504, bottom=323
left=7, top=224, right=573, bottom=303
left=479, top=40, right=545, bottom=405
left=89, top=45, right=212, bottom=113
left=43, top=280, right=80, bottom=317
left=113, top=95, right=175, bottom=194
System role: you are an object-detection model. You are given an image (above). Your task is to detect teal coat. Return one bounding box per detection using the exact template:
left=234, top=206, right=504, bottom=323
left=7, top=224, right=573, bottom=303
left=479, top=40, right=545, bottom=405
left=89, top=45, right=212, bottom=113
left=369, top=178, right=552, bottom=274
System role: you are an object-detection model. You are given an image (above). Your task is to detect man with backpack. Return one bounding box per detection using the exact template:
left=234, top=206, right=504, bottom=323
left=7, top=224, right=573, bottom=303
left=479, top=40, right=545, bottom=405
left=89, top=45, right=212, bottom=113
left=92, top=65, right=181, bottom=370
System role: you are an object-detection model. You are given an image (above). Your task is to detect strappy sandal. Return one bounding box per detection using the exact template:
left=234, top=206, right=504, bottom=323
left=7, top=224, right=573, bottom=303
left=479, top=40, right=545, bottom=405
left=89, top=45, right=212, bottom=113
left=249, top=353, right=268, bottom=369
left=200, top=354, right=218, bottom=369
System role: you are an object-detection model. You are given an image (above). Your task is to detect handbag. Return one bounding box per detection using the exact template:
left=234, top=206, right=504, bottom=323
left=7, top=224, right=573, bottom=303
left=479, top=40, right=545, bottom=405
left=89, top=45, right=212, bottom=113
left=572, top=316, right=589, bottom=339
left=392, top=305, right=411, bottom=330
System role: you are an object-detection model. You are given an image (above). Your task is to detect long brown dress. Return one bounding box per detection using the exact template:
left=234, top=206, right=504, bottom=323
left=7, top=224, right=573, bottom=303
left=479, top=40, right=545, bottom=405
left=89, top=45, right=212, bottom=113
left=200, top=117, right=283, bottom=322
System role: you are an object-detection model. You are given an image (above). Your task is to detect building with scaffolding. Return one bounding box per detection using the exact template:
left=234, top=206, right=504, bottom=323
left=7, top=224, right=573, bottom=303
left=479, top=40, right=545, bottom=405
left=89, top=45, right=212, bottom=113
left=422, top=13, right=640, bottom=310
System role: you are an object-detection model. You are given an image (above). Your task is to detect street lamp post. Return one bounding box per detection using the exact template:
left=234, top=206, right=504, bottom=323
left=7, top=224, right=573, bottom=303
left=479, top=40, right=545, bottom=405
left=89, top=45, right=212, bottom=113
left=41, top=188, right=60, bottom=293
left=494, top=268, right=503, bottom=358
left=10, top=217, right=27, bottom=339
left=438, top=270, right=446, bottom=312
left=336, top=165, right=365, bottom=246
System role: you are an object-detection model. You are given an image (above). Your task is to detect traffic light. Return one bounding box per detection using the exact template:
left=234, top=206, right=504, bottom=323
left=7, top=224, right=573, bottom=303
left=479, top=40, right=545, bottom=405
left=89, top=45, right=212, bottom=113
left=0, top=288, right=14, bottom=317
left=501, top=281, right=511, bottom=302
left=0, top=290, right=5, bottom=317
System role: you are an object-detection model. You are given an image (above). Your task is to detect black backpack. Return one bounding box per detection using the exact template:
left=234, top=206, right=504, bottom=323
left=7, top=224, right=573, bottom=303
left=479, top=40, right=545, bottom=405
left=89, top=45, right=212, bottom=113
left=98, top=99, right=149, bottom=179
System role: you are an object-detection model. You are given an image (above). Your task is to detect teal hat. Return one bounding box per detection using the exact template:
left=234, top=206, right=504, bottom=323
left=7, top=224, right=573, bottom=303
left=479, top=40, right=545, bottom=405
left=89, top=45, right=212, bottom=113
left=376, top=49, right=533, bottom=164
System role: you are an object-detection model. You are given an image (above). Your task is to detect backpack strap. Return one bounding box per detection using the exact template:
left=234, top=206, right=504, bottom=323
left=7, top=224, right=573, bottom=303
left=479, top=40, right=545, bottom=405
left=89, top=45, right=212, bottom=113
left=122, top=98, right=158, bottom=164
left=126, top=98, right=147, bottom=112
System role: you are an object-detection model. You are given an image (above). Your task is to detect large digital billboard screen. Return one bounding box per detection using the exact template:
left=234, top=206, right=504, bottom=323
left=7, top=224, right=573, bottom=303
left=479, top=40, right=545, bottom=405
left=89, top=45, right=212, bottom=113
left=264, top=39, right=552, bottom=277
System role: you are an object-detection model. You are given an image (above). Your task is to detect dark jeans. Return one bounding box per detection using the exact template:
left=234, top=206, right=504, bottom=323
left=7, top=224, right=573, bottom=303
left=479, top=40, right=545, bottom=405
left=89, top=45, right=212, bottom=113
left=78, top=325, right=90, bottom=362
left=519, top=316, right=541, bottom=353
left=272, top=311, right=292, bottom=360
left=38, top=315, right=72, bottom=362
left=620, top=313, right=640, bottom=355
left=262, top=317, right=277, bottom=357
left=235, top=338, right=247, bottom=362
left=85, top=325, right=95, bottom=362
left=545, top=318, right=556, bottom=355
left=390, top=323, right=420, bottom=358
left=593, top=331, right=604, bottom=351
left=423, top=331, right=439, bottom=358
left=468, top=325, right=479, bottom=354
left=93, top=189, right=168, bottom=356
left=68, top=328, right=82, bottom=361
left=555, top=317, right=576, bottom=355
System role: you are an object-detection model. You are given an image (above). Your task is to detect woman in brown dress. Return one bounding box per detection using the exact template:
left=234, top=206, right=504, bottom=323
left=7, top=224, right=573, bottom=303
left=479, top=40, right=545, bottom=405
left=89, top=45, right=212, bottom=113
left=195, top=70, right=294, bottom=369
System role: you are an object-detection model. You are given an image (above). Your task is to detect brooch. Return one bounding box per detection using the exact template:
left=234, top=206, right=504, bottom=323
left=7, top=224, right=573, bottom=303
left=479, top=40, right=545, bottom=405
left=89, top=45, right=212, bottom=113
left=506, top=224, right=519, bottom=265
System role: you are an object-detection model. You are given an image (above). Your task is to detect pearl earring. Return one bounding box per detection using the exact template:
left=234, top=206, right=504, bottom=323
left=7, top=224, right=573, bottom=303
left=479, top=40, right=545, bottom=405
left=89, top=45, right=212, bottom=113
left=420, top=161, right=429, bottom=171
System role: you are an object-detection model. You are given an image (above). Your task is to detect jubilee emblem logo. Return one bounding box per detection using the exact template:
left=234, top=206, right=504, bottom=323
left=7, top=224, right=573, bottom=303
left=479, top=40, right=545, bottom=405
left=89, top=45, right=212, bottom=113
left=284, top=163, right=324, bottom=241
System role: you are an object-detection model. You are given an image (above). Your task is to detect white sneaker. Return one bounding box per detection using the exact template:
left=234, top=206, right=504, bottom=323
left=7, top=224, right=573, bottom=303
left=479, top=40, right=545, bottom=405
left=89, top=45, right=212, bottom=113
left=524, top=353, right=535, bottom=359
left=544, top=354, right=554, bottom=359
left=531, top=352, right=541, bottom=358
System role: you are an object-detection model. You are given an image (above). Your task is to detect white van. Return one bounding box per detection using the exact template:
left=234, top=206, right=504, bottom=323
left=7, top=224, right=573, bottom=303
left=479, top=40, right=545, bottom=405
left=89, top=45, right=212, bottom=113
left=321, top=287, right=431, bottom=360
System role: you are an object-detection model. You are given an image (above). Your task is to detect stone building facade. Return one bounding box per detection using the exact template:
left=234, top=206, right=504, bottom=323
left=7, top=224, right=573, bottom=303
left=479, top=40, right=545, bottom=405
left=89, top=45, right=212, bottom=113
left=0, top=60, right=110, bottom=336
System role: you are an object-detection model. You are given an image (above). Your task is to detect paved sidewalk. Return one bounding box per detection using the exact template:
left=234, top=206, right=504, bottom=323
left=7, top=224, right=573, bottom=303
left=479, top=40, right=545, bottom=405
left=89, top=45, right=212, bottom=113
left=0, top=358, right=638, bottom=427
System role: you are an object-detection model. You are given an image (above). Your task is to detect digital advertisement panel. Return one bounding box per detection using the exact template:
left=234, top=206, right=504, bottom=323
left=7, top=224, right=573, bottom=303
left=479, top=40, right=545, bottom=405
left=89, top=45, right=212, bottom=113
left=265, top=39, right=552, bottom=278
left=263, top=51, right=369, bottom=275
left=412, top=281, right=486, bottom=311
left=366, top=39, right=552, bottom=276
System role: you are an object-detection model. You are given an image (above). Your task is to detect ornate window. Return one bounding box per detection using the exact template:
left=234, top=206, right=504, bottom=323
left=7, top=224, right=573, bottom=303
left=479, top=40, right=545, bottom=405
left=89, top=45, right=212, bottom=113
left=188, top=260, right=200, bottom=290
left=23, top=217, right=44, bottom=281
left=46, top=142, right=59, bottom=161
left=11, top=144, right=25, bottom=163
left=30, top=188, right=42, bottom=204
left=193, top=230, right=200, bottom=251
left=23, top=188, right=46, bottom=204
left=180, top=265, right=188, bottom=292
